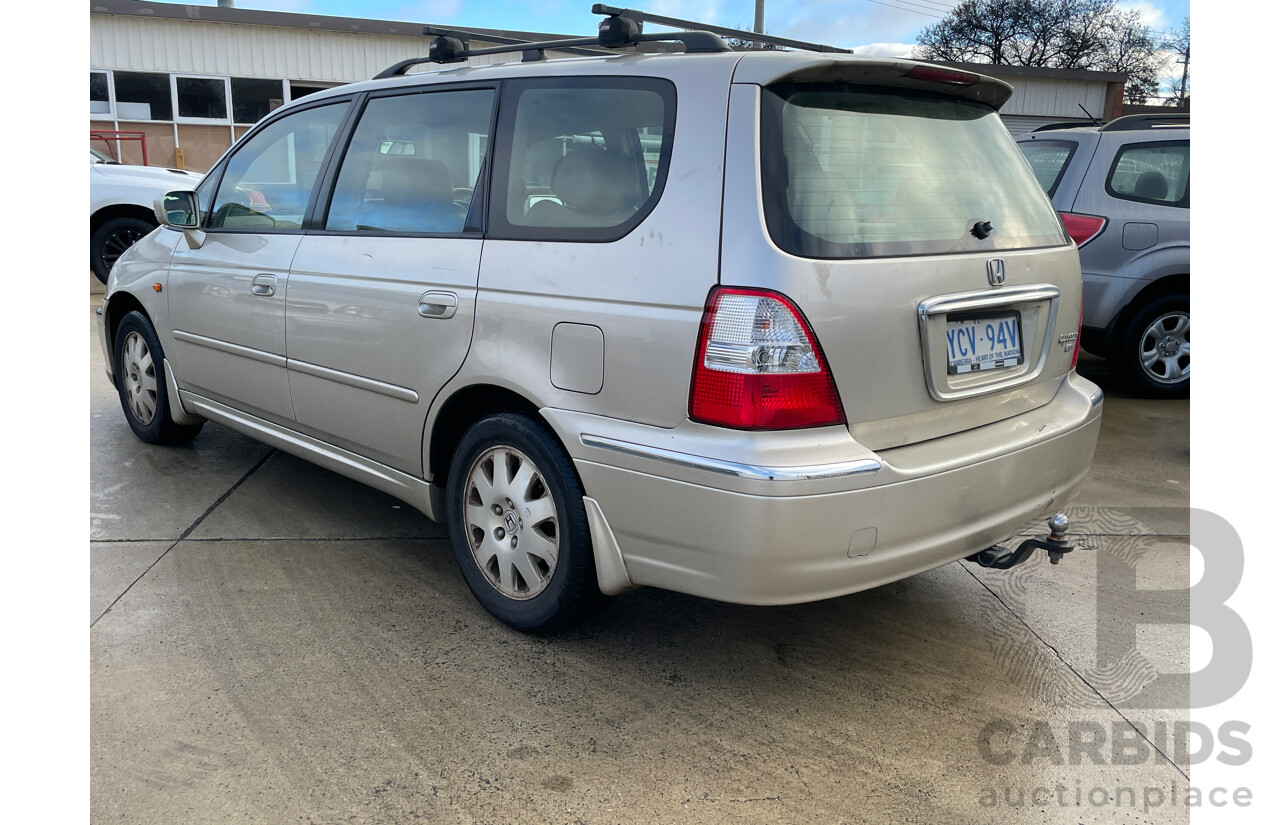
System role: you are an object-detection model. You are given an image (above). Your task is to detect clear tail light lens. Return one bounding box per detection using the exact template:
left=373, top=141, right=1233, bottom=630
left=1059, top=212, right=1107, bottom=247
left=689, top=288, right=845, bottom=430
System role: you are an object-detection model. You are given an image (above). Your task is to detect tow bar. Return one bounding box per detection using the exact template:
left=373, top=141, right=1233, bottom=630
left=965, top=514, right=1074, bottom=570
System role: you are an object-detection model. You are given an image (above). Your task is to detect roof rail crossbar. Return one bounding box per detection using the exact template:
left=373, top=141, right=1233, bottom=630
left=590, top=4, right=852, bottom=53
left=373, top=8, right=731, bottom=78
left=1099, top=114, right=1190, bottom=132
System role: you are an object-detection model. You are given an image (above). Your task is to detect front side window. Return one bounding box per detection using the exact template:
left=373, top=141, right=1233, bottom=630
left=761, top=83, right=1067, bottom=259
left=209, top=102, right=348, bottom=230
left=1018, top=139, right=1078, bottom=197
left=491, top=77, right=675, bottom=241
left=324, top=88, right=495, bottom=235
left=1106, top=141, right=1189, bottom=207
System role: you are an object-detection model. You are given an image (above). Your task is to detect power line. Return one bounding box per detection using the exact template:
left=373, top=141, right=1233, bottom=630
left=863, top=0, right=946, bottom=19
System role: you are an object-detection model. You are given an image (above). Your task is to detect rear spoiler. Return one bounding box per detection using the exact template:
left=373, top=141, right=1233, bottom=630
left=731, top=54, right=1014, bottom=110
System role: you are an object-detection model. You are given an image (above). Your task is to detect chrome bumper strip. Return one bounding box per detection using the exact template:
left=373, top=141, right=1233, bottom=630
left=580, top=434, right=881, bottom=482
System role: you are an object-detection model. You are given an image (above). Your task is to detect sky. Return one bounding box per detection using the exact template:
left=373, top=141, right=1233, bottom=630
left=185, top=0, right=1191, bottom=97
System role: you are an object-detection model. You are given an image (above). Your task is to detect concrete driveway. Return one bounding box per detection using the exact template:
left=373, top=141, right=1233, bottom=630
left=90, top=283, right=1191, bottom=824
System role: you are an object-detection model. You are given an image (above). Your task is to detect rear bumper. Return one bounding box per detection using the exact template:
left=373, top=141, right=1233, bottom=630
left=549, top=372, right=1102, bottom=605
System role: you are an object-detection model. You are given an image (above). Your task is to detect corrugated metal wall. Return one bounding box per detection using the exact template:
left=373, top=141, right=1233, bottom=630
left=92, top=14, right=466, bottom=83
left=1000, top=76, right=1109, bottom=119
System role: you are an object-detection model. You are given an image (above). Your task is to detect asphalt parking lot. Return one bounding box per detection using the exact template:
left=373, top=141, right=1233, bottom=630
left=90, top=279, right=1191, bottom=824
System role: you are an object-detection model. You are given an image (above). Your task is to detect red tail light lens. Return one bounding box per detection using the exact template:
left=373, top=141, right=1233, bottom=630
left=905, top=65, right=979, bottom=85
left=1059, top=212, right=1107, bottom=247
left=689, top=287, right=845, bottom=430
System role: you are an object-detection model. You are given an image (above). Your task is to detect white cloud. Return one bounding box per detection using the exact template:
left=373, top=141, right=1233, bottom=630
left=1116, top=1, right=1167, bottom=31
left=854, top=42, right=916, bottom=58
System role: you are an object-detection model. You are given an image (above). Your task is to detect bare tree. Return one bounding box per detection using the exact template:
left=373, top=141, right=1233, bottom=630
left=914, top=0, right=1166, bottom=103
left=1162, top=17, right=1190, bottom=105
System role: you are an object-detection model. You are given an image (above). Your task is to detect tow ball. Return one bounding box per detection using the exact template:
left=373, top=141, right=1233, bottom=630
left=965, top=514, right=1074, bottom=570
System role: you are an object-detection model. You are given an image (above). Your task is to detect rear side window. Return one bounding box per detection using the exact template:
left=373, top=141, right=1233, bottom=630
left=1018, top=139, right=1078, bottom=197
left=1106, top=140, right=1189, bottom=207
left=324, top=88, right=495, bottom=235
left=761, top=83, right=1066, bottom=259
left=489, top=77, right=675, bottom=242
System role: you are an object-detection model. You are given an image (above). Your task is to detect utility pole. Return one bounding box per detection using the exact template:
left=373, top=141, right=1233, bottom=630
left=1177, top=45, right=1189, bottom=105
left=754, top=0, right=765, bottom=48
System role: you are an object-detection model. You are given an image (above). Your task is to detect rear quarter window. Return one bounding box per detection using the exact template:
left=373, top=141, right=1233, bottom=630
left=488, top=77, right=676, bottom=243
left=1017, top=139, right=1078, bottom=197
left=1105, top=140, right=1189, bottom=207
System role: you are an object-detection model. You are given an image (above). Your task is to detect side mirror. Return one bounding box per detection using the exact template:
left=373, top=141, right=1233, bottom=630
left=154, top=190, right=199, bottom=229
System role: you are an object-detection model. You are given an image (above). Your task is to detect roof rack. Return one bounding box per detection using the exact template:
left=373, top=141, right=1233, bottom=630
left=1099, top=113, right=1190, bottom=132
left=375, top=6, right=730, bottom=78
left=591, top=5, right=852, bottom=53
left=374, top=4, right=852, bottom=78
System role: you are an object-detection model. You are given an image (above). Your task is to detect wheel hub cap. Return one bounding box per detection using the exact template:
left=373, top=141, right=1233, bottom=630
left=121, top=331, right=159, bottom=425
left=462, top=447, right=559, bottom=600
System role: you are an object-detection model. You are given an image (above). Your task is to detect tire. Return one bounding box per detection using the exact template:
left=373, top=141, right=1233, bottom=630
left=113, top=311, right=204, bottom=444
left=446, top=413, right=604, bottom=633
left=91, top=216, right=155, bottom=284
left=1113, top=293, right=1190, bottom=397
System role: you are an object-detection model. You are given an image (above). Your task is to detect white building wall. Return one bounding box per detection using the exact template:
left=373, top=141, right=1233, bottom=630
left=999, top=75, right=1110, bottom=118
left=90, top=14, right=528, bottom=83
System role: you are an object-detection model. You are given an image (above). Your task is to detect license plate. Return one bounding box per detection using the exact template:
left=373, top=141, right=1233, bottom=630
left=945, top=313, right=1023, bottom=374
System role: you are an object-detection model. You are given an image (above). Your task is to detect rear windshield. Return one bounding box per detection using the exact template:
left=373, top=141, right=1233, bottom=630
left=761, top=83, right=1067, bottom=259
left=1018, top=139, right=1078, bottom=197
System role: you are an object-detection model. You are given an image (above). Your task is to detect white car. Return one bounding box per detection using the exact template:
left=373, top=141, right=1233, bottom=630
left=90, top=147, right=201, bottom=283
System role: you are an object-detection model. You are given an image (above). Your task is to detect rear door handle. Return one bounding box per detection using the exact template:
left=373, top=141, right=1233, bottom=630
left=251, top=273, right=277, bottom=297
left=418, top=291, right=458, bottom=319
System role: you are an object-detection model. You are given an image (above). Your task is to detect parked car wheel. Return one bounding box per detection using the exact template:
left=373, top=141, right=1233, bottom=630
left=1116, top=294, right=1189, bottom=397
left=446, top=413, right=603, bottom=633
left=113, top=311, right=204, bottom=444
left=91, top=216, right=155, bottom=284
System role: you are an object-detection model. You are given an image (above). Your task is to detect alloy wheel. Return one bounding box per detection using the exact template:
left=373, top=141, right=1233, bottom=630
left=1138, top=311, right=1190, bottom=385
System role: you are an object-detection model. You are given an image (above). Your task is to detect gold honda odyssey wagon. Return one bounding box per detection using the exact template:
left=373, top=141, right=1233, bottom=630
left=99, top=9, right=1102, bottom=632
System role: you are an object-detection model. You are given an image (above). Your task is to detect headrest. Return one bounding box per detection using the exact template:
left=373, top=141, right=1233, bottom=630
left=1133, top=170, right=1169, bottom=201
left=378, top=156, right=455, bottom=207
left=550, top=150, right=638, bottom=215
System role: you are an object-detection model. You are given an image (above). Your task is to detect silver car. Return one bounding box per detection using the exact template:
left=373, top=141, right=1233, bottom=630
left=98, top=23, right=1102, bottom=631
left=1017, top=115, right=1190, bottom=396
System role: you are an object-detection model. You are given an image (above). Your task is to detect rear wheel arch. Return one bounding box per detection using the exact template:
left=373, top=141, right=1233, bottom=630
left=427, top=384, right=571, bottom=489
left=1102, top=273, right=1190, bottom=350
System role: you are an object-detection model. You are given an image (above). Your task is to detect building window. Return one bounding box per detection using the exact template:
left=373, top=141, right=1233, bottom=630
left=113, top=71, right=172, bottom=121
left=288, top=81, right=337, bottom=101
left=231, top=78, right=285, bottom=125
left=90, top=71, right=112, bottom=117
left=175, top=76, right=230, bottom=122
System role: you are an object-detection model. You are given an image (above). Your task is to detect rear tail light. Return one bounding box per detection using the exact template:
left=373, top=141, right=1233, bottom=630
left=1059, top=212, right=1107, bottom=247
left=689, top=287, right=845, bottom=430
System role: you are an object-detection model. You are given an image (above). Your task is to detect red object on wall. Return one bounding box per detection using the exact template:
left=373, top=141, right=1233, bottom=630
left=91, top=131, right=149, bottom=166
